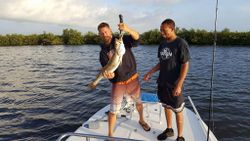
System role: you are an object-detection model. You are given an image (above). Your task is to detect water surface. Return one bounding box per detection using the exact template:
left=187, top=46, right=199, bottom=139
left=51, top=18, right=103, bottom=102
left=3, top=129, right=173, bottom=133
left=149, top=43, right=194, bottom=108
left=0, top=45, right=249, bottom=141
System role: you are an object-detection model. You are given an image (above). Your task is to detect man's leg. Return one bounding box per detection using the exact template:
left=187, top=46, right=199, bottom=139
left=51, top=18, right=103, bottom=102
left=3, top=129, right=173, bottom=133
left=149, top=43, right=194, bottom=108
left=127, top=78, right=144, bottom=122
left=127, top=78, right=150, bottom=130
left=109, top=83, right=124, bottom=137
left=136, top=102, right=145, bottom=123
left=108, top=112, right=116, bottom=137
left=135, top=102, right=151, bottom=131
left=157, top=107, right=174, bottom=140
left=165, top=108, right=173, bottom=128
left=125, top=95, right=145, bottom=122
left=176, top=110, right=184, bottom=137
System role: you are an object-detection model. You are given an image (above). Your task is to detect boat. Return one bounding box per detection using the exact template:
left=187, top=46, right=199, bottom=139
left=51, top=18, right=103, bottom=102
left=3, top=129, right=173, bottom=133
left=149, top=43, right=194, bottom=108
left=56, top=92, right=218, bottom=141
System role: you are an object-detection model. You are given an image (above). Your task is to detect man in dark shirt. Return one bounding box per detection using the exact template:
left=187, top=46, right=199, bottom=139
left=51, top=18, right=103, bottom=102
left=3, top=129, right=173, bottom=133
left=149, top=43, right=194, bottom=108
left=144, top=19, right=190, bottom=141
left=97, top=22, right=150, bottom=137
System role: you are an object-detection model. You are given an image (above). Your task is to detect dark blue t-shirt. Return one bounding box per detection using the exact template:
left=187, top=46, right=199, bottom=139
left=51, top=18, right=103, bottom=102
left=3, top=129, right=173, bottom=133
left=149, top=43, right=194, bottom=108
left=99, top=35, right=139, bottom=83
left=157, top=37, right=190, bottom=86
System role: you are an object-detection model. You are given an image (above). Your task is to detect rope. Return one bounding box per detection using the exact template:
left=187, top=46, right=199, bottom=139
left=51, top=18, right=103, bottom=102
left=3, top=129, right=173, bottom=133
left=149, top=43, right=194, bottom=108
left=207, top=0, right=219, bottom=140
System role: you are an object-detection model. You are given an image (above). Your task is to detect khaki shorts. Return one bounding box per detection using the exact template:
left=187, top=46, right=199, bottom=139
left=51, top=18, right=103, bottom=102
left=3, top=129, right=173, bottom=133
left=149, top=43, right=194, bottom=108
left=110, top=78, right=141, bottom=114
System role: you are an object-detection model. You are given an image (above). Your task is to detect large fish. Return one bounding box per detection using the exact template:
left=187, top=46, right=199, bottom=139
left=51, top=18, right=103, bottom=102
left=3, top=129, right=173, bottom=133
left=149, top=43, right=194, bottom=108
left=88, top=34, right=125, bottom=89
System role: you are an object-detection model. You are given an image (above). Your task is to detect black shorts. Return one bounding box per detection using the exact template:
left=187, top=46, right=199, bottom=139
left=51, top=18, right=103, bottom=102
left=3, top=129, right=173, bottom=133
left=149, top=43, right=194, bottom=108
left=157, top=84, right=185, bottom=113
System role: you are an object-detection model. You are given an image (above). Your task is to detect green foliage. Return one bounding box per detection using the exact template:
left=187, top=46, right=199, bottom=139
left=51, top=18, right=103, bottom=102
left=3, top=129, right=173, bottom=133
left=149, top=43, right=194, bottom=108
left=83, top=32, right=100, bottom=44
left=178, top=28, right=213, bottom=45
left=0, top=28, right=250, bottom=46
left=140, top=29, right=162, bottom=45
left=217, top=31, right=250, bottom=46
left=24, top=34, right=40, bottom=45
left=38, top=32, right=63, bottom=45
left=0, top=35, right=10, bottom=46
left=62, top=29, right=84, bottom=45
left=7, top=34, right=24, bottom=46
left=140, top=27, right=250, bottom=46
left=0, top=33, right=63, bottom=46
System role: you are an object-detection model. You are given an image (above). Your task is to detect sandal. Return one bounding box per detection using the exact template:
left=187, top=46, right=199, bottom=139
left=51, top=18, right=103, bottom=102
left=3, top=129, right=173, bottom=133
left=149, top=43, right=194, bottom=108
left=138, top=121, right=151, bottom=131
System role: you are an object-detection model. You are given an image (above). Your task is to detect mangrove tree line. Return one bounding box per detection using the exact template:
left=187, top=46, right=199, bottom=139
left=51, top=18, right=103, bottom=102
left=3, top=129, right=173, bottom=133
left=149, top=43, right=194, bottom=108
left=0, top=28, right=249, bottom=46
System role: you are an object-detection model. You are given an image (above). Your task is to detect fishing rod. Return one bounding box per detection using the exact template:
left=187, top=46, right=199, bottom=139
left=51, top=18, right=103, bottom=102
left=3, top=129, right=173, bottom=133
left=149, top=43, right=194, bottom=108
left=119, top=14, right=123, bottom=33
left=207, top=0, right=219, bottom=141
left=119, top=14, right=124, bottom=38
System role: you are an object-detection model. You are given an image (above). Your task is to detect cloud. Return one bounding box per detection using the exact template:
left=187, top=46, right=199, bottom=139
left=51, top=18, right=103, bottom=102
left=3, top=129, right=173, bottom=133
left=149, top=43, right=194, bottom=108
left=120, top=0, right=181, bottom=7
left=1, top=0, right=250, bottom=34
left=0, top=0, right=181, bottom=32
left=0, top=0, right=111, bottom=27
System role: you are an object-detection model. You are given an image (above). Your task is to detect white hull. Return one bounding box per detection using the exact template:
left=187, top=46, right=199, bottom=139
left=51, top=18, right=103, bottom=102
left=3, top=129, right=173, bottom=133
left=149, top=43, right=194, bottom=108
left=58, top=93, right=218, bottom=141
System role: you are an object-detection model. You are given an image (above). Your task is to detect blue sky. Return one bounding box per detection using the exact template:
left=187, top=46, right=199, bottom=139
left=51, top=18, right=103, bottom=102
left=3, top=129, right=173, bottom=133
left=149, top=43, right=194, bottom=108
left=0, top=0, right=249, bottom=35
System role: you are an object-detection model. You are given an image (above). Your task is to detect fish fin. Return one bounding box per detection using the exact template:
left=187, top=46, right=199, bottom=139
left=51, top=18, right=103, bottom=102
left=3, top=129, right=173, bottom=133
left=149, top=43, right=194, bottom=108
left=88, top=82, right=97, bottom=89
left=119, top=56, right=123, bottom=66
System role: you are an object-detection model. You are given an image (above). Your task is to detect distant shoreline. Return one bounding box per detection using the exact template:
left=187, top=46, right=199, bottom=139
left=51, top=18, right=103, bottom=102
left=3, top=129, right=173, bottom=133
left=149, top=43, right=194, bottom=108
left=0, top=28, right=250, bottom=46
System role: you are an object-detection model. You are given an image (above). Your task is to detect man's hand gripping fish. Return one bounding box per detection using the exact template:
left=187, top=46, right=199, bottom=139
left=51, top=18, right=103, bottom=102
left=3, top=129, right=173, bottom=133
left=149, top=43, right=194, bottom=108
left=88, top=34, right=125, bottom=89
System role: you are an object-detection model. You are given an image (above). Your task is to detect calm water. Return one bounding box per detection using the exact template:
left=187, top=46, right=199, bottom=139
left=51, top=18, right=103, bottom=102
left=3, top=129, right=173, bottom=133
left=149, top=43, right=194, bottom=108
left=0, top=45, right=249, bottom=141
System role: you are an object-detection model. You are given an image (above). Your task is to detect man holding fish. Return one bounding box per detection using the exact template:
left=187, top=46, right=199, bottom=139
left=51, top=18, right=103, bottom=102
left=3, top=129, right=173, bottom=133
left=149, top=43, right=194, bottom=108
left=96, top=18, right=150, bottom=137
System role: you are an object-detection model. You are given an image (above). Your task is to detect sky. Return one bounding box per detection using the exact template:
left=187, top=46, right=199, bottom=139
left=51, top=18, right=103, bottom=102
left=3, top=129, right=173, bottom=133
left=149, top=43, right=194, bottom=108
left=0, top=0, right=249, bottom=35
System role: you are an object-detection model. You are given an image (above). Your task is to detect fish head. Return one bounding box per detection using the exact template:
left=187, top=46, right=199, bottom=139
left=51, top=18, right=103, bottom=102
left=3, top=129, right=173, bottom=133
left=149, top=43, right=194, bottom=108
left=114, top=38, right=121, bottom=50
left=115, top=38, right=125, bottom=56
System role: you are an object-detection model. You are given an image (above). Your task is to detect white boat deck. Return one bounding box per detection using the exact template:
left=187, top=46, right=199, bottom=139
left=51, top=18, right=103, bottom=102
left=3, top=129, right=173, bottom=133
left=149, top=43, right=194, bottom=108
left=64, top=101, right=217, bottom=141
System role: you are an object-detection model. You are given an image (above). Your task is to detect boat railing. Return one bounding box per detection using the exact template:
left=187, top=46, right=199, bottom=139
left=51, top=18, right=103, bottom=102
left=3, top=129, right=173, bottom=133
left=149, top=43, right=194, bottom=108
left=188, top=96, right=202, bottom=120
left=56, top=132, right=143, bottom=141
left=188, top=96, right=215, bottom=140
